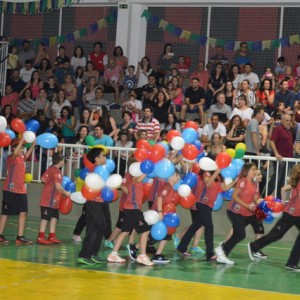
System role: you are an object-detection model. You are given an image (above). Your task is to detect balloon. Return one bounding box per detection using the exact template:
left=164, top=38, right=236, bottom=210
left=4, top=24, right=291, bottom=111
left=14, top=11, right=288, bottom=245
left=143, top=210, right=159, bottom=225
left=254, top=206, right=267, bottom=220
left=25, top=119, right=40, bottom=132
left=134, top=148, right=149, bottom=162
left=112, top=189, right=119, bottom=202
left=158, top=142, right=170, bottom=157
left=222, top=188, right=234, bottom=200
left=81, top=184, right=100, bottom=200
left=94, top=165, right=109, bottom=181
left=162, top=202, right=176, bottom=214
left=235, top=142, right=247, bottom=152
left=167, top=226, right=177, bottom=235
left=85, top=173, right=105, bottom=191
left=271, top=211, right=283, bottom=218
left=140, top=159, right=155, bottom=174
left=213, top=193, right=224, bottom=211
left=170, top=136, right=185, bottom=151
left=196, top=151, right=206, bottom=162
left=136, top=139, right=152, bottom=152
left=264, top=213, right=275, bottom=224
left=106, top=174, right=123, bottom=189
left=23, top=131, right=36, bottom=144
left=235, top=148, right=245, bottom=159
left=129, top=162, right=143, bottom=177
left=83, top=155, right=95, bottom=172
left=10, top=118, right=26, bottom=133
left=74, top=168, right=81, bottom=178
left=171, top=192, right=180, bottom=207
left=264, top=195, right=275, bottom=204
left=166, top=130, right=181, bottom=143
left=0, top=116, right=7, bottom=132
left=70, top=191, right=86, bottom=204
left=5, top=129, right=16, bottom=139
left=101, top=186, right=114, bottom=202
left=182, top=172, right=198, bottom=189
left=85, top=135, right=95, bottom=146
left=105, top=158, right=116, bottom=174
left=268, top=200, right=285, bottom=213
left=173, top=180, right=181, bottom=191
left=258, top=200, right=272, bottom=214
left=216, top=152, right=232, bottom=169
left=224, top=178, right=233, bottom=185
left=25, top=173, right=33, bottom=183
left=231, top=159, right=244, bottom=175
left=192, top=163, right=201, bottom=174
left=60, top=196, right=73, bottom=214
left=75, top=178, right=85, bottom=191
left=151, top=221, right=167, bottom=241
left=182, top=144, right=198, bottom=160
left=149, top=144, right=166, bottom=163
left=199, top=157, right=217, bottom=171
left=36, top=133, right=58, bottom=149
left=185, top=121, right=198, bottom=131
left=179, top=193, right=195, bottom=209
left=65, top=181, right=76, bottom=193
left=226, top=148, right=236, bottom=159
left=143, top=182, right=153, bottom=196
left=79, top=168, right=90, bottom=180
left=0, top=132, right=11, bottom=147
left=62, top=176, right=72, bottom=189
left=163, top=213, right=180, bottom=228
left=192, top=139, right=202, bottom=151
left=182, top=128, right=198, bottom=144
left=221, top=164, right=238, bottom=179
left=154, top=159, right=175, bottom=179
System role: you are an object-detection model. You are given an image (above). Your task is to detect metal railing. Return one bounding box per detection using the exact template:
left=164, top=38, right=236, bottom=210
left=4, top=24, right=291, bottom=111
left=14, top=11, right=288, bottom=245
left=0, top=41, right=8, bottom=98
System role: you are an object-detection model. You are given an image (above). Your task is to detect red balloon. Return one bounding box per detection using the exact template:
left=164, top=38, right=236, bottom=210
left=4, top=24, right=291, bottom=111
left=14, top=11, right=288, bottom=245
left=171, top=192, right=180, bottom=207
left=10, top=118, right=26, bottom=133
left=112, top=189, right=119, bottom=202
left=179, top=193, right=196, bottom=209
left=254, top=206, right=267, bottom=220
left=60, top=196, right=73, bottom=214
left=192, top=163, right=201, bottom=174
left=162, top=202, right=176, bottom=215
left=185, top=121, right=198, bottom=131
left=81, top=184, right=100, bottom=200
left=182, top=144, right=198, bottom=160
left=136, top=139, right=152, bottom=152
left=215, top=152, right=232, bottom=169
left=83, top=155, right=95, bottom=172
left=134, top=148, right=149, bottom=162
left=167, top=226, right=176, bottom=235
left=269, top=201, right=285, bottom=213
left=142, top=195, right=148, bottom=204
left=166, top=130, right=181, bottom=143
left=143, top=183, right=153, bottom=197
left=149, top=144, right=165, bottom=162
left=0, top=132, right=11, bottom=147
left=264, top=195, right=275, bottom=205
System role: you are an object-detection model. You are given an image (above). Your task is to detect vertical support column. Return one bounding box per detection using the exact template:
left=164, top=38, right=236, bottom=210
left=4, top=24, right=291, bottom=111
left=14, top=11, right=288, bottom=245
left=205, top=6, right=211, bottom=67
left=1, top=12, right=4, bottom=36
left=278, top=6, right=284, bottom=58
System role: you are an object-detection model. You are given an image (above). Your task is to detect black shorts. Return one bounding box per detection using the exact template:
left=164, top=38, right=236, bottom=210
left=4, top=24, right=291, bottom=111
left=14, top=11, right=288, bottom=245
left=2, top=191, right=28, bottom=215
left=122, top=209, right=151, bottom=234
left=40, top=206, right=59, bottom=221
left=115, top=211, right=126, bottom=229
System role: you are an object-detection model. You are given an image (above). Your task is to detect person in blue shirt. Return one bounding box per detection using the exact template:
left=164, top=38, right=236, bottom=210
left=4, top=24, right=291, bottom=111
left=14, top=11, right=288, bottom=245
left=94, top=124, right=114, bottom=146
left=274, top=79, right=295, bottom=114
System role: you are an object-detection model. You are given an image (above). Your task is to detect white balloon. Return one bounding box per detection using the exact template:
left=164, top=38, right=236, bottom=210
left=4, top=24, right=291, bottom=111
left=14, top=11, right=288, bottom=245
left=106, top=174, right=123, bottom=189
left=23, top=131, right=36, bottom=143
left=129, top=162, right=143, bottom=177
left=271, top=211, right=283, bottom=218
left=170, top=136, right=185, bottom=151
left=85, top=173, right=105, bottom=191
left=183, top=157, right=196, bottom=163
left=178, top=184, right=191, bottom=197
left=224, top=178, right=233, bottom=185
left=143, top=210, right=159, bottom=225
left=70, top=192, right=86, bottom=204
left=199, top=157, right=217, bottom=171
left=0, top=116, right=7, bottom=132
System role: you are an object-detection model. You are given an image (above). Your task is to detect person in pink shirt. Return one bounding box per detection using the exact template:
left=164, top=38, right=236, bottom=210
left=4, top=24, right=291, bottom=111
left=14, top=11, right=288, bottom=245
left=189, top=61, right=209, bottom=90
left=1, top=84, right=19, bottom=115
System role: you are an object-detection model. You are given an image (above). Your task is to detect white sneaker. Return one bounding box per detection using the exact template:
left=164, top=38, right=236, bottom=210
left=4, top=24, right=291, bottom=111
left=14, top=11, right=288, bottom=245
left=72, top=235, right=82, bottom=242
left=107, top=254, right=126, bottom=263
left=137, top=254, right=154, bottom=266
left=215, top=246, right=234, bottom=265
left=247, top=242, right=255, bottom=262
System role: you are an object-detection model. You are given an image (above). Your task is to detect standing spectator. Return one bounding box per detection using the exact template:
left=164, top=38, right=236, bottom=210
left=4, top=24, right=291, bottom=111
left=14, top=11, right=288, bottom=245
left=88, top=42, right=108, bottom=76
left=7, top=46, right=19, bottom=78
left=122, top=65, right=138, bottom=100
left=136, top=56, right=153, bottom=90
left=18, top=40, right=35, bottom=67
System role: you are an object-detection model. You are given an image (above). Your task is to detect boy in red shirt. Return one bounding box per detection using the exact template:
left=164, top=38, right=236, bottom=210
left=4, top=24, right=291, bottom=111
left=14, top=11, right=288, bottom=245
left=37, top=153, right=71, bottom=245
left=0, top=138, right=35, bottom=245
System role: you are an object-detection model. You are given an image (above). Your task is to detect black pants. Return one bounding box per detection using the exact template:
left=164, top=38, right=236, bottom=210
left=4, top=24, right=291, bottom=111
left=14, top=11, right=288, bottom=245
left=73, top=203, right=87, bottom=235
left=79, top=201, right=106, bottom=259
left=177, top=203, right=214, bottom=260
left=251, top=212, right=300, bottom=266
left=222, top=210, right=260, bottom=256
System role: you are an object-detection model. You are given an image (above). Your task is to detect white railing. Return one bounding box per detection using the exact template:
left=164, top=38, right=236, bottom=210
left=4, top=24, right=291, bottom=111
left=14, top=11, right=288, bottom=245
left=0, top=41, right=8, bottom=98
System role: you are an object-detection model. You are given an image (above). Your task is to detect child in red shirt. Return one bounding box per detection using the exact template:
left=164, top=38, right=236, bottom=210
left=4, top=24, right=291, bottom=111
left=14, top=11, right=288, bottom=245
left=37, top=153, right=71, bottom=245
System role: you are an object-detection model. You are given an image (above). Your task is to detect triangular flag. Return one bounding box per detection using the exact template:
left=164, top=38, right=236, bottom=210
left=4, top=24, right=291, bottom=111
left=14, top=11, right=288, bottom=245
left=74, top=31, right=80, bottom=40
left=290, top=34, right=300, bottom=45
left=50, top=36, right=57, bottom=46
left=159, top=19, right=168, bottom=30
left=208, top=37, right=217, bottom=48
left=234, top=41, right=240, bottom=51
left=180, top=30, right=191, bottom=40
left=141, top=9, right=152, bottom=21
left=262, top=40, right=271, bottom=50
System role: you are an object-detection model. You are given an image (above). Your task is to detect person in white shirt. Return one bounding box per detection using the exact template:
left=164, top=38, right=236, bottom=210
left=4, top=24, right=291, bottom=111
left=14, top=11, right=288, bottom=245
left=201, top=113, right=226, bottom=146
left=238, top=63, right=260, bottom=91
left=71, top=46, right=87, bottom=71
left=230, top=94, right=253, bottom=127
left=20, top=60, right=35, bottom=83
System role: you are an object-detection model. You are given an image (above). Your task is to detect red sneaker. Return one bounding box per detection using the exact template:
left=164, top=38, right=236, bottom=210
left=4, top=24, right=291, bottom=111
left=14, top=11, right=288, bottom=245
left=48, top=237, right=63, bottom=244
left=37, top=237, right=52, bottom=245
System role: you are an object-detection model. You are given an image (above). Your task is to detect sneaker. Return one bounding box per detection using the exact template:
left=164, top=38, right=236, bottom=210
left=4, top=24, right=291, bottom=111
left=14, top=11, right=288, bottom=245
left=37, top=237, right=52, bottom=245
left=152, top=254, right=170, bottom=264
left=215, top=246, right=234, bottom=265
left=107, top=254, right=126, bottom=263
left=91, top=255, right=102, bottom=264
left=104, top=240, right=114, bottom=249
left=127, top=244, right=138, bottom=261
left=172, top=234, right=181, bottom=249
left=137, top=254, right=154, bottom=266
left=190, top=246, right=206, bottom=255
left=219, top=241, right=224, bottom=247
left=253, top=250, right=268, bottom=259
left=48, top=237, right=63, bottom=244
left=0, top=234, right=9, bottom=245
left=247, top=242, right=255, bottom=262
left=78, top=257, right=96, bottom=265
left=146, top=245, right=157, bottom=254
left=286, top=265, right=300, bottom=272
left=72, top=235, right=82, bottom=242
left=16, top=236, right=33, bottom=245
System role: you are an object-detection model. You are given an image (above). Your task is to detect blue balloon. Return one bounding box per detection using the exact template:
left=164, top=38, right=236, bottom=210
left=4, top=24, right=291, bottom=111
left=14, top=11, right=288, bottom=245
left=26, top=119, right=40, bottom=132
left=158, top=142, right=170, bottom=156
left=36, top=133, right=58, bottom=149
left=192, top=139, right=202, bottom=151
left=173, top=180, right=181, bottom=191
left=196, top=151, right=206, bottom=162
left=147, top=169, right=156, bottom=179
left=264, top=212, right=275, bottom=224
left=101, top=186, right=114, bottom=202
left=258, top=200, right=271, bottom=214
left=5, top=129, right=16, bottom=139
left=94, top=165, right=109, bottom=181
left=163, top=213, right=180, bottom=228
left=61, top=176, right=71, bottom=189
left=151, top=221, right=168, bottom=241
left=142, top=176, right=150, bottom=183
left=221, top=164, right=238, bottom=179
left=79, top=168, right=90, bottom=180
left=140, top=159, right=155, bottom=174
left=182, top=128, right=198, bottom=144
left=105, top=158, right=115, bottom=174
left=154, top=159, right=175, bottom=179
left=231, top=159, right=244, bottom=175
left=182, top=172, right=198, bottom=189
left=65, top=181, right=76, bottom=193
left=222, top=188, right=234, bottom=200
left=213, top=193, right=224, bottom=211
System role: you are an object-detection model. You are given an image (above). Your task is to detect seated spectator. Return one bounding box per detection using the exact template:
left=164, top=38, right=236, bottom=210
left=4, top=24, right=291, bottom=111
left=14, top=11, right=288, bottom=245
left=88, top=42, right=108, bottom=76
left=208, top=47, right=229, bottom=71
left=278, top=66, right=296, bottom=91
left=238, top=63, right=260, bottom=91
left=45, top=76, right=59, bottom=104
left=83, top=76, right=98, bottom=107
left=189, top=61, right=209, bottom=90
left=122, top=90, right=142, bottom=123
left=113, top=46, right=128, bottom=70
left=274, top=56, right=287, bottom=79
left=74, top=66, right=85, bottom=111
left=274, top=79, right=295, bottom=114
left=177, top=55, right=189, bottom=78
left=61, top=74, right=77, bottom=107
left=17, top=88, right=35, bottom=120
left=54, top=58, right=74, bottom=85
left=33, top=42, right=49, bottom=67
left=136, top=56, right=153, bottom=91
left=223, top=80, right=236, bottom=108
left=1, top=84, right=19, bottom=115
left=7, top=69, right=26, bottom=95
left=169, top=76, right=184, bottom=115
left=141, top=74, right=161, bottom=108
left=87, top=87, right=110, bottom=112
left=75, top=108, right=94, bottom=134
left=227, top=64, right=240, bottom=90
left=151, top=90, right=171, bottom=127
left=18, top=40, right=35, bottom=68
left=161, top=112, right=181, bottom=132
left=7, top=46, right=19, bottom=78
left=93, top=124, right=114, bottom=146
left=234, top=42, right=252, bottom=70
left=207, top=92, right=232, bottom=125
left=260, top=66, right=275, bottom=90
left=1, top=104, right=15, bottom=128
left=163, top=65, right=183, bottom=87
left=225, top=114, right=246, bottom=149
left=25, top=70, right=43, bottom=100
left=51, top=89, right=72, bottom=119
left=114, top=111, right=135, bottom=141
left=38, top=58, right=53, bottom=84
left=56, top=106, right=75, bottom=144
left=71, top=46, right=87, bottom=71
left=34, top=88, right=51, bottom=118
left=20, top=59, right=35, bottom=83
left=122, top=65, right=138, bottom=101
left=230, top=94, right=253, bottom=127
left=206, top=132, right=226, bottom=156
left=83, top=61, right=99, bottom=84
left=236, top=79, right=256, bottom=108
left=256, top=78, right=275, bottom=114
left=157, top=43, right=177, bottom=84
left=54, top=45, right=70, bottom=68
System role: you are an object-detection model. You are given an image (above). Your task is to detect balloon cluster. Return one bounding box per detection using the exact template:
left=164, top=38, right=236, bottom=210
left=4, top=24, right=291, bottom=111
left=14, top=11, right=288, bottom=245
left=225, top=143, right=247, bottom=160
left=255, top=195, right=285, bottom=224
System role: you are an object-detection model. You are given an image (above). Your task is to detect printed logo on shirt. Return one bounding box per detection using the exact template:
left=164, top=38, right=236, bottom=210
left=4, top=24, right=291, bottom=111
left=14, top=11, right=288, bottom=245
left=239, top=181, right=245, bottom=189
left=52, top=200, right=56, bottom=206
left=138, top=221, right=145, bottom=226
left=122, top=179, right=127, bottom=183
left=9, top=183, right=14, bottom=189
left=289, top=207, right=295, bottom=215
left=234, top=204, right=241, bottom=211
left=203, top=197, right=208, bottom=203
left=43, top=210, right=48, bottom=215
left=162, top=190, right=168, bottom=196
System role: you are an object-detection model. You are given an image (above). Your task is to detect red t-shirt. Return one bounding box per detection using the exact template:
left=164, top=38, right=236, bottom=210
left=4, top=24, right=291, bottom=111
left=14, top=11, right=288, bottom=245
left=123, top=182, right=144, bottom=210
left=152, top=182, right=176, bottom=211
left=228, top=178, right=259, bottom=216
left=148, top=178, right=165, bottom=203
left=120, top=173, right=132, bottom=211
left=40, top=166, right=63, bottom=209
left=284, top=182, right=300, bottom=217
left=89, top=52, right=106, bottom=72
left=3, top=154, right=26, bottom=194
